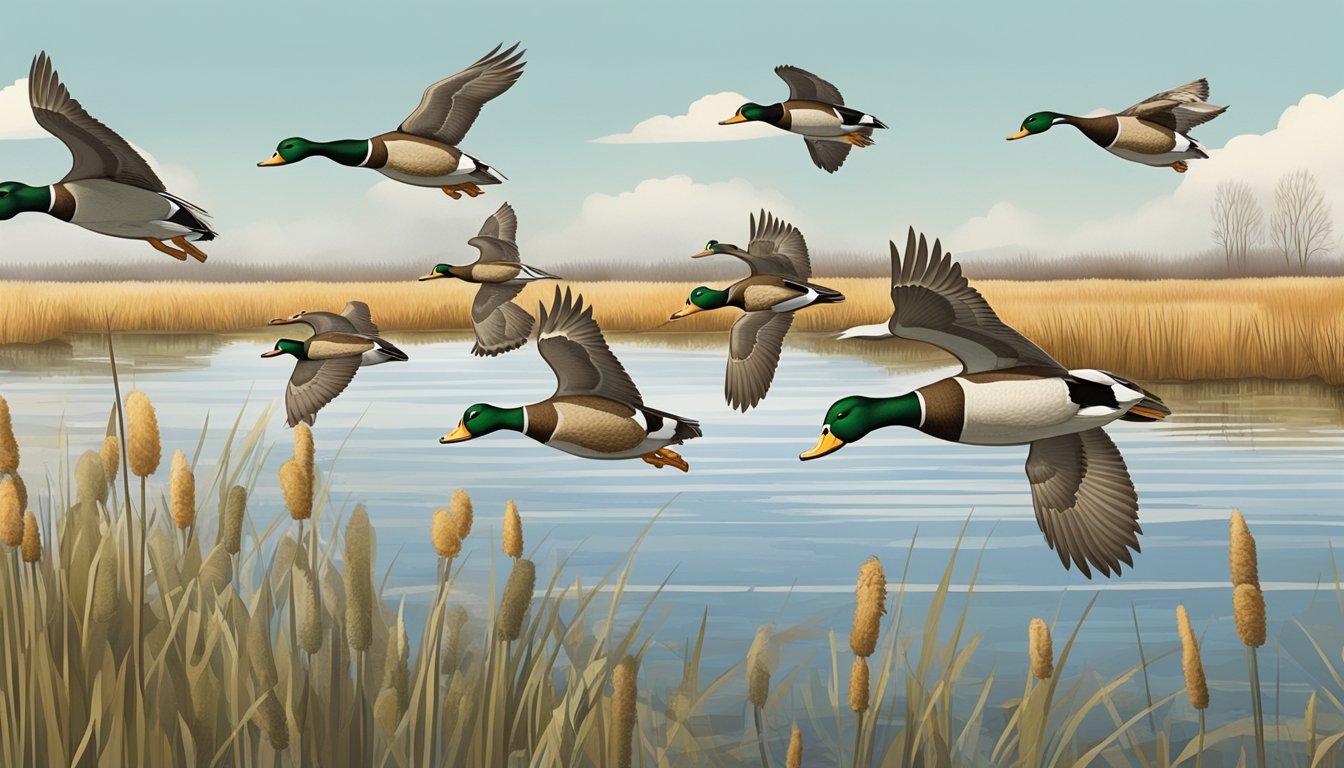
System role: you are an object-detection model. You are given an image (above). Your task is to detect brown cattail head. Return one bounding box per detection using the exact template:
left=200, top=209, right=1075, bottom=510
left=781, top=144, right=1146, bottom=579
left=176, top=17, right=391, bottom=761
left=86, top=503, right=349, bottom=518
left=848, top=657, right=870, bottom=713
left=278, top=460, right=312, bottom=521
left=254, top=691, right=289, bottom=750
left=126, top=391, right=161, bottom=478
left=344, top=504, right=374, bottom=651
left=431, top=508, right=461, bottom=559
left=293, top=422, right=314, bottom=467
left=1175, top=605, right=1209, bottom=709
left=75, top=451, right=107, bottom=505
left=99, top=435, right=119, bottom=486
left=1229, top=509, right=1259, bottom=588
left=0, top=479, right=21, bottom=547
left=0, top=396, right=17, bottom=474
left=747, top=624, right=777, bottom=708
left=503, top=499, right=523, bottom=559
left=787, top=723, right=802, bottom=768
left=20, top=511, right=40, bottom=562
left=1233, top=583, right=1267, bottom=647
left=295, top=561, right=323, bottom=655
left=221, top=485, right=246, bottom=556
left=1029, top=618, right=1054, bottom=680
left=91, top=539, right=119, bottom=624
left=450, top=488, right=473, bottom=540
left=170, top=450, right=195, bottom=530
left=497, top=557, right=536, bottom=642
left=850, top=556, right=887, bottom=658
left=611, top=655, right=638, bottom=768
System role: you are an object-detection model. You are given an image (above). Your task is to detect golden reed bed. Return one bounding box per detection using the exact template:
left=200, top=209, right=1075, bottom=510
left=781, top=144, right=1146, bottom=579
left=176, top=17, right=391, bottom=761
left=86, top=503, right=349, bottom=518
left=2, top=277, right=1341, bottom=383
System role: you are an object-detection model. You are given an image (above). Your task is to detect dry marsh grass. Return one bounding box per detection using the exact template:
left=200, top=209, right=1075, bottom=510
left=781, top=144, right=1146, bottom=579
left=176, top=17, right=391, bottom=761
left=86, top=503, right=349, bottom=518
left=2, top=346, right=1344, bottom=766
left=0, top=277, right=1341, bottom=383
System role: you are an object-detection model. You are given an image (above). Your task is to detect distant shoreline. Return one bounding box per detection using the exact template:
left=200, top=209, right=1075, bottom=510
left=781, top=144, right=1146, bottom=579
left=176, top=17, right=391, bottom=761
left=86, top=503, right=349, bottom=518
left=2, top=277, right=1340, bottom=384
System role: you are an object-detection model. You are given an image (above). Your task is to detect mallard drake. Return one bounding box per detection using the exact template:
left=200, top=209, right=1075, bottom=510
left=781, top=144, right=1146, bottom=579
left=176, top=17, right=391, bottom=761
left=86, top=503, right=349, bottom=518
left=1007, top=79, right=1227, bottom=173
left=671, top=210, right=844, bottom=411
left=258, top=44, right=524, bottom=199
left=803, top=228, right=1170, bottom=578
left=262, top=331, right=409, bottom=427
left=418, top=202, right=560, bottom=356
left=720, top=66, right=887, bottom=173
left=440, top=288, right=702, bottom=471
left=0, top=53, right=215, bottom=261
left=269, top=301, right=407, bottom=366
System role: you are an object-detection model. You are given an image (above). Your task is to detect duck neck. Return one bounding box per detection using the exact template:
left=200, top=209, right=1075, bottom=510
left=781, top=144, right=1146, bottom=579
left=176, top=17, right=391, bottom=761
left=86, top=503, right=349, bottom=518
left=312, top=139, right=372, bottom=167
left=872, top=393, right=923, bottom=431
left=494, top=406, right=527, bottom=435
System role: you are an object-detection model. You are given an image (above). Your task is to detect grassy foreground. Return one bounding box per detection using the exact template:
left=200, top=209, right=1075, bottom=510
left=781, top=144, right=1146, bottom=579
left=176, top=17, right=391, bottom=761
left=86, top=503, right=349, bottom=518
left=1, top=277, right=1341, bottom=383
left=2, top=348, right=1344, bottom=766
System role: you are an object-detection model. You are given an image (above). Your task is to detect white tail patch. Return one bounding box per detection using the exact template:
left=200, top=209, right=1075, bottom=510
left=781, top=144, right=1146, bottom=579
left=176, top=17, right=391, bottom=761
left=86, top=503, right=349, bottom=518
left=837, top=323, right=893, bottom=340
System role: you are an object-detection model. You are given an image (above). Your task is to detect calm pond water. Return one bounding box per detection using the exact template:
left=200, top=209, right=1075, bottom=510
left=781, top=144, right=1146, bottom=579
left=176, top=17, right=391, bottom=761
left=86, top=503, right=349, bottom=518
left=3, top=331, right=1343, bottom=730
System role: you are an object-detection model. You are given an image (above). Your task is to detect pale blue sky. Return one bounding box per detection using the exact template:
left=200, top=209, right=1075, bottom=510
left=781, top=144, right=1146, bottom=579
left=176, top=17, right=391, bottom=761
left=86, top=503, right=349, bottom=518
left=0, top=0, right=1340, bottom=264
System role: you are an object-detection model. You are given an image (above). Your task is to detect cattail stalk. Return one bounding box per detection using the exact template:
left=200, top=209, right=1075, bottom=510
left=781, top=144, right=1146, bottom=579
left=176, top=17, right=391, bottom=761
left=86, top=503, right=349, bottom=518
left=503, top=499, right=523, bottom=559
left=850, top=557, right=886, bottom=658
left=1176, top=605, right=1209, bottom=768
left=611, top=655, right=637, bottom=768
left=1029, top=618, right=1054, bottom=680
left=20, top=510, right=40, bottom=562
left=1230, top=510, right=1266, bottom=768
left=849, top=656, right=870, bottom=768
left=497, top=557, right=536, bottom=642
left=0, top=395, right=17, bottom=474
left=0, top=479, right=21, bottom=547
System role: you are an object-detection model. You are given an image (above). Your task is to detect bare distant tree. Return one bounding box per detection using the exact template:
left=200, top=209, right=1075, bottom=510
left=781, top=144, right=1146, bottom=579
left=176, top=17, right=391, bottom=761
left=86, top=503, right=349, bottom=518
left=1210, top=180, right=1264, bottom=275
left=1269, top=169, right=1336, bottom=271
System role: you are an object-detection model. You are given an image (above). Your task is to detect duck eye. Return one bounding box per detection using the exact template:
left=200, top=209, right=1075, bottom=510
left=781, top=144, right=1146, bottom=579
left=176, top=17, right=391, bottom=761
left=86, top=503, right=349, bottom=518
left=0, top=191, right=8, bottom=198
left=836, top=412, right=847, bottom=419
left=467, top=410, right=478, bottom=420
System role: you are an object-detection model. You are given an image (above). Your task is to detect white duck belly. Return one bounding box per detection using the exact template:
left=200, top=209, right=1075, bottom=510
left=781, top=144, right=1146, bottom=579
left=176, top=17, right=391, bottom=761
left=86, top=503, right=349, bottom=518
left=954, top=377, right=1121, bottom=446
left=65, top=180, right=197, bottom=240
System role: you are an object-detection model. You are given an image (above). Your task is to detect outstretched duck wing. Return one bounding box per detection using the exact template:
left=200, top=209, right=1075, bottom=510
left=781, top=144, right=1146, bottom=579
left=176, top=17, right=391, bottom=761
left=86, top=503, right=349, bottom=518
left=475, top=201, right=518, bottom=243
left=1026, top=428, right=1142, bottom=579
left=285, top=358, right=361, bottom=428
left=805, top=138, right=852, bottom=174
left=884, top=227, right=1064, bottom=374
left=745, top=210, right=812, bottom=278
left=398, top=44, right=526, bottom=145
left=536, top=288, right=643, bottom=405
left=726, top=311, right=793, bottom=412
left=471, top=285, right=533, bottom=357
left=340, top=301, right=380, bottom=336
left=29, top=52, right=165, bottom=192
left=1120, top=78, right=1226, bottom=133
left=774, top=65, right=844, bottom=105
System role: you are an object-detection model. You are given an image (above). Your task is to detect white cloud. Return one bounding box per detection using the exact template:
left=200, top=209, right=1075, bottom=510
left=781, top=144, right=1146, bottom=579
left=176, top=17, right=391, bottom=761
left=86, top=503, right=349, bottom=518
left=525, top=175, right=802, bottom=264
left=0, top=78, right=43, bottom=140
left=592, top=92, right=784, bottom=144
left=952, top=89, right=1344, bottom=257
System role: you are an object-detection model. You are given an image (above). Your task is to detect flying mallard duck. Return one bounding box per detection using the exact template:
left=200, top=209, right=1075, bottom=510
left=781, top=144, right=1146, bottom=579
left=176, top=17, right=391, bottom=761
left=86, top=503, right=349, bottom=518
left=262, top=331, right=409, bottom=427
left=440, top=288, right=701, bottom=471
left=1007, top=79, right=1227, bottom=173
left=418, top=202, right=559, bottom=356
left=803, top=228, right=1170, bottom=578
left=720, top=66, right=887, bottom=173
left=671, top=210, right=844, bottom=411
left=0, top=53, right=216, bottom=261
left=268, top=300, right=407, bottom=365
left=258, top=44, right=525, bottom=199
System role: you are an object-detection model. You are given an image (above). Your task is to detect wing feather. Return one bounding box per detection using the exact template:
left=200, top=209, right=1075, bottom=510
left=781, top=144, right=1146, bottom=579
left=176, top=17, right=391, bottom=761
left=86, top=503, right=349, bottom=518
left=1119, top=78, right=1227, bottom=133
left=743, top=210, right=811, bottom=278
left=28, top=52, right=165, bottom=191
left=535, top=288, right=642, bottom=404
left=774, top=65, right=844, bottom=105
left=885, top=228, right=1064, bottom=374
left=398, top=44, right=526, bottom=145
left=725, top=312, right=793, bottom=411
left=1026, top=429, right=1142, bottom=578
left=285, top=358, right=361, bottom=427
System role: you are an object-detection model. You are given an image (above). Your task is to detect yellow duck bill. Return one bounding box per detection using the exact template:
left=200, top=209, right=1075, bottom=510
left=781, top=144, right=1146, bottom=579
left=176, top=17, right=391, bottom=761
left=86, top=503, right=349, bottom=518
left=259, top=348, right=285, bottom=358
left=257, top=153, right=287, bottom=166
left=418, top=272, right=446, bottom=281
left=799, top=430, right=845, bottom=460
left=719, top=114, right=748, bottom=125
left=1005, top=129, right=1030, bottom=141
left=439, top=422, right=474, bottom=443
left=669, top=304, right=703, bottom=320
